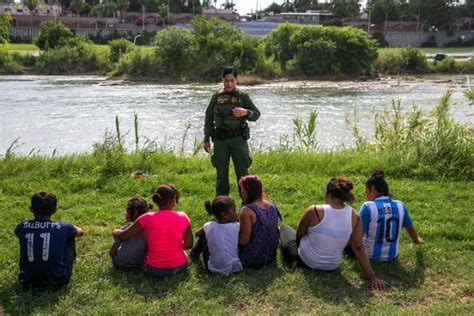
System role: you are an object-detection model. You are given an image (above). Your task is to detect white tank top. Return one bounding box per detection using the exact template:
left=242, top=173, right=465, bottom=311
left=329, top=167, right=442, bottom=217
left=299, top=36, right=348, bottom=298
left=298, top=204, right=353, bottom=270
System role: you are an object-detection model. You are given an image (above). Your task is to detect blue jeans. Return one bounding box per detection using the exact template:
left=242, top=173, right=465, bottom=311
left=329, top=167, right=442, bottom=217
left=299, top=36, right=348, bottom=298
left=145, top=263, right=188, bottom=279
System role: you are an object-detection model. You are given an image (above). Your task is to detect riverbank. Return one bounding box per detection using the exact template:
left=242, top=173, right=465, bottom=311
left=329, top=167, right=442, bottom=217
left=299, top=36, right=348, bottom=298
left=0, top=151, right=473, bottom=314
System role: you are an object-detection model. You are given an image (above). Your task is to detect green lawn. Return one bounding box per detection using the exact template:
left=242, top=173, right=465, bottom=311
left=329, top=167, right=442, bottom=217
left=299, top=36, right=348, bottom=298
left=0, top=151, right=473, bottom=314
left=417, top=47, right=473, bottom=54
left=1, top=43, right=39, bottom=51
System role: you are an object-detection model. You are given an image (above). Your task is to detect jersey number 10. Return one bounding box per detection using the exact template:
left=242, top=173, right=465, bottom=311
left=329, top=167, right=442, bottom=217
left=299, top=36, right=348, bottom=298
left=25, top=233, right=51, bottom=262
left=376, top=217, right=400, bottom=243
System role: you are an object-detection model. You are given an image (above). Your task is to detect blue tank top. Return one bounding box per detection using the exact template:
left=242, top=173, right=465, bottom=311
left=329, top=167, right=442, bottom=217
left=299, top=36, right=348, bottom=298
left=239, top=201, right=280, bottom=268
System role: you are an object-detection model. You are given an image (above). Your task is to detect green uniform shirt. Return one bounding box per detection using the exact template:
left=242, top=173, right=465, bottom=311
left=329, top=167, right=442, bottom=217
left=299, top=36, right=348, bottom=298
left=204, top=89, right=260, bottom=143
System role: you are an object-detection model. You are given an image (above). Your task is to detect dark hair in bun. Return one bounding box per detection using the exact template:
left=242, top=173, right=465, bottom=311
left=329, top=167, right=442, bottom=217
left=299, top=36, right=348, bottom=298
left=326, top=177, right=354, bottom=203
left=152, top=184, right=178, bottom=209
left=365, top=169, right=389, bottom=196
left=204, top=196, right=236, bottom=221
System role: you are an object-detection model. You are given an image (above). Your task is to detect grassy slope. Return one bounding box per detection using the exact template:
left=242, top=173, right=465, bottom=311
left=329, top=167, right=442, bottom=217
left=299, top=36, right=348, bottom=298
left=0, top=152, right=473, bottom=314
left=1, top=43, right=39, bottom=51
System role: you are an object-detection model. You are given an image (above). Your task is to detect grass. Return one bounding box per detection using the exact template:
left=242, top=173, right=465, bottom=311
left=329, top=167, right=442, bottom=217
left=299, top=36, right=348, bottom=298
left=416, top=47, right=474, bottom=54
left=0, top=150, right=473, bottom=314
left=0, top=43, right=39, bottom=51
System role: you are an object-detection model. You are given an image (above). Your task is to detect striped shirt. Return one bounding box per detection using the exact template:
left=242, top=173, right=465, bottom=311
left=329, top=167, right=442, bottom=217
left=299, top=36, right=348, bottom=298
left=359, top=196, right=413, bottom=261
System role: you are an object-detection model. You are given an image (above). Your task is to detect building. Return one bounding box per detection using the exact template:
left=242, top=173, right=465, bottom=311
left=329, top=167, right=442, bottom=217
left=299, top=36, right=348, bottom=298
left=281, top=10, right=334, bottom=24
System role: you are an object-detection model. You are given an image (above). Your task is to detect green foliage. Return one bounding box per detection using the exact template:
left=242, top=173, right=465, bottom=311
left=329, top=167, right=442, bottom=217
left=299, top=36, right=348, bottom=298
left=375, top=47, right=427, bottom=75
left=433, top=56, right=457, bottom=73
left=109, top=38, right=133, bottom=64
left=262, top=23, right=299, bottom=70
left=399, top=47, right=428, bottom=73
left=0, top=12, right=12, bottom=44
left=362, top=91, right=474, bottom=178
left=112, top=47, right=159, bottom=77
left=35, top=37, right=110, bottom=74
left=264, top=24, right=378, bottom=76
left=34, top=22, right=74, bottom=51
left=191, top=17, right=258, bottom=80
left=0, top=50, right=24, bottom=74
left=154, top=27, right=197, bottom=79
left=292, top=111, right=320, bottom=152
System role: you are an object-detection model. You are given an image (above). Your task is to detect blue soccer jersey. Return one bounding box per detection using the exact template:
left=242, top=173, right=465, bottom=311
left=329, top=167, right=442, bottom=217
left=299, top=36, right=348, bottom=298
left=15, top=216, right=77, bottom=287
left=359, top=197, right=413, bottom=261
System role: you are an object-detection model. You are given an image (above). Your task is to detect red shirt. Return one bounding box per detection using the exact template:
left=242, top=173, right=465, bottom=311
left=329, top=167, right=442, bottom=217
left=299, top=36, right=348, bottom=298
left=138, top=210, right=190, bottom=269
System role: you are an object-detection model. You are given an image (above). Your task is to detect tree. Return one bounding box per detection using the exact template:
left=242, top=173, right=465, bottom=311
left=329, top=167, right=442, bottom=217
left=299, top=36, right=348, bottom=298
left=409, top=0, right=456, bottom=31
left=0, top=12, right=12, bottom=45
left=155, top=27, right=197, bottom=79
left=331, top=0, right=360, bottom=20
left=264, top=2, right=284, bottom=14
left=115, top=0, right=129, bottom=21
left=70, top=0, right=91, bottom=16
left=35, top=21, right=74, bottom=50
left=369, top=0, right=400, bottom=31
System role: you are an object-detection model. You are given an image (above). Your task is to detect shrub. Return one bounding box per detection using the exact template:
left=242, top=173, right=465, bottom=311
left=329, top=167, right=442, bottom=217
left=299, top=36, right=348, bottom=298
left=155, top=27, right=197, bottom=80
left=34, top=22, right=74, bottom=50
left=35, top=37, right=110, bottom=74
left=433, top=56, right=457, bottom=73
left=109, top=38, right=134, bottom=64
left=374, top=48, right=404, bottom=75
left=0, top=50, right=24, bottom=74
left=400, top=47, right=428, bottom=73
left=264, top=24, right=378, bottom=76
left=191, top=17, right=259, bottom=80
left=112, top=47, right=159, bottom=77
left=371, top=32, right=389, bottom=48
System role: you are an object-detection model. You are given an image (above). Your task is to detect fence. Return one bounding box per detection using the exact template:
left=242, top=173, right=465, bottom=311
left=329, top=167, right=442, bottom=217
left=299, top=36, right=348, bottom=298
left=381, top=31, right=474, bottom=47
left=9, top=26, right=143, bottom=41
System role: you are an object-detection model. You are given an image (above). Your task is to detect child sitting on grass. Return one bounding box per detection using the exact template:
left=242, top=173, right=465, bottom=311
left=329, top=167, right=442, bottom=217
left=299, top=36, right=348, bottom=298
left=191, top=196, right=242, bottom=276
left=360, top=169, right=424, bottom=261
left=113, top=184, right=193, bottom=279
left=109, top=196, right=149, bottom=269
left=15, top=191, right=84, bottom=289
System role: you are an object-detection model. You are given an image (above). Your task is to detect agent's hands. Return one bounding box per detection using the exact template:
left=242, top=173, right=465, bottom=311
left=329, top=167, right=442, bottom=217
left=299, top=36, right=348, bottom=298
left=203, top=142, right=211, bottom=153
left=369, top=277, right=386, bottom=291
left=113, top=229, right=123, bottom=238
left=232, top=107, right=248, bottom=118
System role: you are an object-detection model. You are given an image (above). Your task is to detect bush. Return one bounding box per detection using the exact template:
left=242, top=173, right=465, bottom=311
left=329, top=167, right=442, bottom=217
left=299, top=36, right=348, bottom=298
left=371, top=32, right=389, bottom=48
left=155, top=27, right=197, bottom=80
left=109, top=38, right=134, bottom=64
left=0, top=50, right=24, bottom=74
left=34, top=22, right=74, bottom=50
left=112, top=47, right=159, bottom=77
left=35, top=37, right=110, bottom=74
left=191, top=17, right=259, bottom=80
left=374, top=48, right=404, bottom=75
left=400, top=47, right=428, bottom=73
left=263, top=24, right=378, bottom=76
left=433, top=56, right=457, bottom=73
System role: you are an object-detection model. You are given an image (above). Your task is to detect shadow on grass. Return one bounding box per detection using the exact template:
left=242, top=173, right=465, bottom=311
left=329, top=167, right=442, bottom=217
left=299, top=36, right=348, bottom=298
left=0, top=282, right=71, bottom=314
left=106, top=266, right=192, bottom=300
left=371, top=248, right=425, bottom=289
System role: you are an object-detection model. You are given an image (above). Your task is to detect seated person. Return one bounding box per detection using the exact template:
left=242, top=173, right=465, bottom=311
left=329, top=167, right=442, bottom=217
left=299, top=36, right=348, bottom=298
left=191, top=196, right=242, bottom=276
left=110, top=196, right=149, bottom=269
left=238, top=175, right=281, bottom=269
left=15, top=191, right=84, bottom=289
left=280, top=177, right=385, bottom=290
left=360, top=169, right=424, bottom=261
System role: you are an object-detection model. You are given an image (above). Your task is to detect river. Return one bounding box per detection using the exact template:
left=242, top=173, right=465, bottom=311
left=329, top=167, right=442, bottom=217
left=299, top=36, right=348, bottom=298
left=0, top=75, right=472, bottom=156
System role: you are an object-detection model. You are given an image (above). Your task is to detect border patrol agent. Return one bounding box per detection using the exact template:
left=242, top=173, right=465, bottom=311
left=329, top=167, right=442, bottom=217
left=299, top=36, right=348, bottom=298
left=203, top=67, right=261, bottom=196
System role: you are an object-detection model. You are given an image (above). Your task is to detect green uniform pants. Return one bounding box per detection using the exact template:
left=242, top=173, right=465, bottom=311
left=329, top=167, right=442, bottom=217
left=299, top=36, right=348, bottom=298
left=211, top=136, right=251, bottom=196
